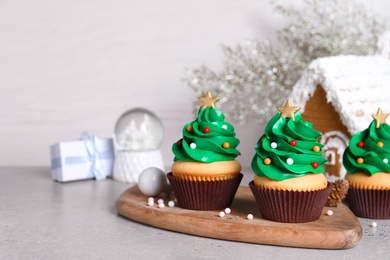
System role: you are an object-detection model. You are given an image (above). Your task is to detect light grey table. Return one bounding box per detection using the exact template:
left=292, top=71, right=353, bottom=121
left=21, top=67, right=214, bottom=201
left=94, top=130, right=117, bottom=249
left=1, top=167, right=389, bottom=259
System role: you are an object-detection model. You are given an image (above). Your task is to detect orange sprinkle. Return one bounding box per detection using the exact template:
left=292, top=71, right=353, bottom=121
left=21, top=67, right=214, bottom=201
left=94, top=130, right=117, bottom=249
left=313, top=145, right=320, bottom=153
left=378, top=141, right=384, bottom=148
left=222, top=142, right=230, bottom=149
left=264, top=158, right=271, bottom=165
left=357, top=158, right=364, bottom=164
left=186, top=125, right=193, bottom=132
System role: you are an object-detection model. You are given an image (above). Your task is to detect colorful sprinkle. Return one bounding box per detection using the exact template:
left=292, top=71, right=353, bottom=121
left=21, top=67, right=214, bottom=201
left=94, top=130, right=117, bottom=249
left=186, top=125, right=193, bottom=132
left=378, top=141, right=384, bottom=148
left=270, top=142, right=277, bottom=149
left=222, top=125, right=228, bottom=129
left=313, top=145, right=320, bottom=153
left=264, top=158, right=271, bottom=165
left=357, top=141, right=365, bottom=148
left=289, top=140, right=297, bottom=146
left=357, top=158, right=364, bottom=164
left=247, top=214, right=254, bottom=220
left=177, top=140, right=182, bottom=146
left=190, top=143, right=196, bottom=149
left=311, top=162, right=319, bottom=169
left=223, top=142, right=230, bottom=149
left=203, top=127, right=210, bottom=133
left=286, top=158, right=294, bottom=165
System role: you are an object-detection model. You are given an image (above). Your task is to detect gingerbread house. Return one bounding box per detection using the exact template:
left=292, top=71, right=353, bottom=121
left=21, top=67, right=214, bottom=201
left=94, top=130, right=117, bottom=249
left=290, top=54, right=390, bottom=181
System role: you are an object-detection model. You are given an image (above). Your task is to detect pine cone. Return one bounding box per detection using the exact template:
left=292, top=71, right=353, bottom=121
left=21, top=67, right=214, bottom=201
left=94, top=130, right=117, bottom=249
left=325, top=179, right=349, bottom=207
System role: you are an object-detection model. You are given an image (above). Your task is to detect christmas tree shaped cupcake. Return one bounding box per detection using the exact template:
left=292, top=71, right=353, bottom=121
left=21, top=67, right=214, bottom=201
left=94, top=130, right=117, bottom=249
left=167, top=91, right=242, bottom=210
left=250, top=99, right=331, bottom=223
left=343, top=108, right=390, bottom=219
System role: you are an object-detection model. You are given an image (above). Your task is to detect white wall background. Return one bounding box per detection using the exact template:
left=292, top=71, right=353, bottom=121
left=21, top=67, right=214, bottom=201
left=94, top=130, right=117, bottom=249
left=0, top=0, right=389, bottom=169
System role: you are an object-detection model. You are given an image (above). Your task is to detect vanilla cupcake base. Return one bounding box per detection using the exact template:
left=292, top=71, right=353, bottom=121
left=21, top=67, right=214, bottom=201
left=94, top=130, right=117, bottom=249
left=254, top=173, right=328, bottom=192
left=249, top=179, right=332, bottom=223
left=167, top=172, right=243, bottom=210
left=171, top=160, right=241, bottom=181
left=345, top=172, right=390, bottom=219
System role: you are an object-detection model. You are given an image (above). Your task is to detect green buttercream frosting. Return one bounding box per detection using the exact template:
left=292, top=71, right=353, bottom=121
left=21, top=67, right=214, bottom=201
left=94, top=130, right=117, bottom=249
left=172, top=107, right=240, bottom=163
left=343, top=121, right=390, bottom=175
left=251, top=112, right=326, bottom=181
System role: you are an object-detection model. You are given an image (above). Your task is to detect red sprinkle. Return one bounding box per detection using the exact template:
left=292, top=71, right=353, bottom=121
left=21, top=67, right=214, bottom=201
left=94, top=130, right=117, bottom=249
left=177, top=140, right=182, bottom=146
left=311, top=162, right=319, bottom=169
left=290, top=140, right=297, bottom=146
left=203, top=127, right=210, bottom=133
left=357, top=141, right=365, bottom=148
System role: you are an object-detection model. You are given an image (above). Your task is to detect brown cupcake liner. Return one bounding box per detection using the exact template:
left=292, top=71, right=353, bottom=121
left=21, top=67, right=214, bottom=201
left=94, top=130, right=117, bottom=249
left=249, top=181, right=332, bottom=223
left=167, top=172, right=243, bottom=210
left=346, top=188, right=390, bottom=219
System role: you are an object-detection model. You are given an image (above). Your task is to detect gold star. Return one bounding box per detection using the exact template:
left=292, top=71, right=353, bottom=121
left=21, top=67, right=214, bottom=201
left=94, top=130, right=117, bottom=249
left=372, top=108, right=389, bottom=128
left=198, top=91, right=220, bottom=109
left=277, top=99, right=300, bottom=120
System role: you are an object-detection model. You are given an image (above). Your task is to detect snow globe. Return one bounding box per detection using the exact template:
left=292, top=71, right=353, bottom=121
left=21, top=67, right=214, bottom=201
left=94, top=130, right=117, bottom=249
left=113, top=108, right=165, bottom=183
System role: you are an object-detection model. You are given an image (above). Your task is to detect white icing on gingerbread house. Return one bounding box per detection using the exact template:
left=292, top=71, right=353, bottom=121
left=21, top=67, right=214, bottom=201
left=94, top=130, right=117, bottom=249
left=290, top=54, right=390, bottom=180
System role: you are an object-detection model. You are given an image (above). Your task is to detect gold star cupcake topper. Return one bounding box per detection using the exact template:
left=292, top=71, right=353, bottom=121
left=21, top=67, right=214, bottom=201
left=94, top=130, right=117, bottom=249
left=277, top=99, right=300, bottom=120
left=198, top=91, right=220, bottom=109
left=372, top=108, right=389, bottom=128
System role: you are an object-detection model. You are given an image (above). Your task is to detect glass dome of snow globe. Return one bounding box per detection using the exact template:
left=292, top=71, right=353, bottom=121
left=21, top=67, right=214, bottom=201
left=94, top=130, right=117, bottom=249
left=114, top=108, right=164, bottom=151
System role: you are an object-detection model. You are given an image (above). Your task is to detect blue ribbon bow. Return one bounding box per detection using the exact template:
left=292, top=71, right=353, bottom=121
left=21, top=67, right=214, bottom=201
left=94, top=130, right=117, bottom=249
left=51, top=133, right=114, bottom=180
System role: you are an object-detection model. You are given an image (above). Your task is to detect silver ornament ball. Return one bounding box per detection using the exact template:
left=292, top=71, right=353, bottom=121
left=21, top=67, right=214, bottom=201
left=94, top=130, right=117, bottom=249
left=138, top=167, right=170, bottom=196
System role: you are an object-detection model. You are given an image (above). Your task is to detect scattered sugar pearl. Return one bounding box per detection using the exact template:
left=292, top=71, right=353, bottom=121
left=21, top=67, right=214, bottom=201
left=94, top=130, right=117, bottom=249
left=157, top=198, right=164, bottom=204
left=190, top=143, right=196, bottom=149
left=147, top=201, right=154, bottom=206
left=219, top=211, right=225, bottom=218
left=148, top=197, right=154, bottom=202
left=371, top=221, right=378, bottom=228
left=158, top=203, right=165, bottom=208
left=270, top=142, right=277, bottom=149
left=222, top=124, right=227, bottom=129
left=224, top=208, right=231, bottom=214
left=247, top=214, right=254, bottom=220
left=384, top=158, right=389, bottom=164
left=168, top=200, right=175, bottom=207
left=326, top=210, right=333, bottom=216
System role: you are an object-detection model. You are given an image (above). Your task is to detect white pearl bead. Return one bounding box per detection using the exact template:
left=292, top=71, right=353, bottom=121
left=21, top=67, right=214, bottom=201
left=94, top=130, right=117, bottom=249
left=371, top=221, right=378, bottom=227
left=247, top=214, right=254, bottom=220
left=148, top=197, right=154, bottom=202
left=286, top=158, right=294, bottom=165
left=384, top=158, right=389, bottom=163
left=271, top=142, right=277, bottom=148
left=326, top=210, right=333, bottom=216
left=219, top=211, right=225, bottom=217
left=158, top=203, right=165, bottom=208
left=157, top=199, right=164, bottom=204
left=168, top=201, right=175, bottom=207
left=190, top=143, right=197, bottom=149
left=147, top=201, right=154, bottom=206
left=222, top=125, right=227, bottom=129
left=224, top=208, right=231, bottom=214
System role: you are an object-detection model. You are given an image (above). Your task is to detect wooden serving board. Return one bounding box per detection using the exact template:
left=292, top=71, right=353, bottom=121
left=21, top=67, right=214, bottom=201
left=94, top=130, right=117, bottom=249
left=116, top=186, right=362, bottom=249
